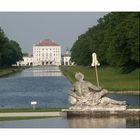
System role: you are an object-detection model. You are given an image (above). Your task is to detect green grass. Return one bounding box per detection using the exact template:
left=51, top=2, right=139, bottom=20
left=0, top=108, right=63, bottom=121
left=60, top=66, right=140, bottom=91
left=0, top=116, right=54, bottom=121
left=0, top=108, right=63, bottom=113
left=127, top=106, right=140, bottom=109
left=0, top=66, right=28, bottom=77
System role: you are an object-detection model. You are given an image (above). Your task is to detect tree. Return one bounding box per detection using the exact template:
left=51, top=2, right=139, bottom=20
left=70, top=12, right=140, bottom=73
left=106, top=13, right=140, bottom=72
left=1, top=40, right=23, bottom=66
left=0, top=27, right=23, bottom=66
left=71, top=34, right=92, bottom=65
left=0, top=27, right=9, bottom=66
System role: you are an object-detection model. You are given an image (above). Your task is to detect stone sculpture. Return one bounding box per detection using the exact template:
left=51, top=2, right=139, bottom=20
left=68, top=72, right=127, bottom=111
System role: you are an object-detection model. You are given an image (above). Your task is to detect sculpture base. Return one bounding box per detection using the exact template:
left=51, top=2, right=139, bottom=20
left=69, top=105, right=127, bottom=111
left=61, top=108, right=140, bottom=118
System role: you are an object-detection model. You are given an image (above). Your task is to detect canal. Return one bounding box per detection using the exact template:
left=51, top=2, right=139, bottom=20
left=0, top=66, right=139, bottom=128
left=0, top=66, right=71, bottom=108
left=0, top=66, right=139, bottom=108
left=0, top=116, right=139, bottom=128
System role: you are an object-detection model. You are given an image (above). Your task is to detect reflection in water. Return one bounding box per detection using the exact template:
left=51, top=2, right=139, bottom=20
left=33, top=70, right=62, bottom=77
left=9, top=66, right=63, bottom=77
left=0, top=117, right=69, bottom=128
left=67, top=116, right=140, bottom=128
left=32, top=66, right=62, bottom=77
left=0, top=116, right=139, bottom=128
left=0, top=66, right=71, bottom=108
left=107, top=94, right=140, bottom=106
left=126, top=116, right=140, bottom=128
left=68, top=116, right=127, bottom=128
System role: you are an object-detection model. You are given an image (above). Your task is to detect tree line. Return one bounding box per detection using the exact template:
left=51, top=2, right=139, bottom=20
left=71, top=12, right=139, bottom=73
left=0, top=27, right=23, bottom=67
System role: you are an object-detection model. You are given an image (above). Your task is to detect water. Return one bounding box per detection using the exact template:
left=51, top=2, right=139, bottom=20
left=107, top=94, right=140, bottom=106
left=0, top=67, right=139, bottom=108
left=0, top=66, right=139, bottom=128
left=0, top=116, right=139, bottom=128
left=0, top=66, right=71, bottom=108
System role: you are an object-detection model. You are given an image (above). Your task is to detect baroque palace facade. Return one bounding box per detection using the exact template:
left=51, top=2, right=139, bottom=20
left=33, top=39, right=61, bottom=66
left=16, top=39, right=62, bottom=66
left=16, top=39, right=73, bottom=66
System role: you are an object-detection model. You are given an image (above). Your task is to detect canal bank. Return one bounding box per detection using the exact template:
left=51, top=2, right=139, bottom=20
left=109, top=91, right=140, bottom=95
left=60, top=66, right=140, bottom=94
left=0, top=112, right=60, bottom=117
left=0, top=66, right=29, bottom=77
left=0, top=113, right=139, bottom=128
left=0, top=109, right=139, bottom=118
left=62, top=109, right=140, bottom=118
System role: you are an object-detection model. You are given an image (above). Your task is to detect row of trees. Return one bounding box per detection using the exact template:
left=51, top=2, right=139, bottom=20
left=0, top=27, right=23, bottom=67
left=71, top=12, right=139, bottom=73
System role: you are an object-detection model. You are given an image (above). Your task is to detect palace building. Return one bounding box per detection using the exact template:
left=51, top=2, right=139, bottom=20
left=15, top=39, right=74, bottom=66
left=62, top=49, right=72, bottom=65
left=33, top=39, right=61, bottom=66
left=15, top=54, right=33, bottom=66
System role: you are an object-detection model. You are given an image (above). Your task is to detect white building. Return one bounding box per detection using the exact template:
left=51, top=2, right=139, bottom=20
left=16, top=55, right=33, bottom=66
left=62, top=49, right=72, bottom=65
left=33, top=39, right=61, bottom=66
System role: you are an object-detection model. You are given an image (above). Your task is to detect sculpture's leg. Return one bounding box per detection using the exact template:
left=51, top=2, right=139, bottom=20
left=97, top=89, right=108, bottom=97
left=93, top=89, right=108, bottom=102
left=101, top=97, right=127, bottom=105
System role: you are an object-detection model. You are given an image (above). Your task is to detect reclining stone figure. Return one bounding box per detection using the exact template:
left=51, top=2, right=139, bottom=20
left=68, top=72, right=127, bottom=110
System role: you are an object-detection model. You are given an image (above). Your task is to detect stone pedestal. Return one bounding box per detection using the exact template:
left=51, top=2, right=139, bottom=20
left=65, top=72, right=138, bottom=119
left=61, top=108, right=140, bottom=118
left=69, top=105, right=126, bottom=111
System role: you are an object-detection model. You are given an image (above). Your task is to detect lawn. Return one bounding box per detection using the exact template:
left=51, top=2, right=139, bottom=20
left=0, top=108, right=63, bottom=113
left=0, top=108, right=63, bottom=121
left=60, top=66, right=140, bottom=91
left=0, top=116, right=53, bottom=121
left=0, top=66, right=27, bottom=77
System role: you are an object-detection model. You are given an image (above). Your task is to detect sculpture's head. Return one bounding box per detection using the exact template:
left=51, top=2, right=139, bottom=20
left=75, top=72, right=84, bottom=81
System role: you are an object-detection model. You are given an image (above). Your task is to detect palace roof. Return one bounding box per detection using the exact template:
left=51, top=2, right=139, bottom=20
left=35, top=39, right=59, bottom=46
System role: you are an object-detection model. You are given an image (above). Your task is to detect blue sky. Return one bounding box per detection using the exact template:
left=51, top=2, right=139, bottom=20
left=0, top=12, right=107, bottom=54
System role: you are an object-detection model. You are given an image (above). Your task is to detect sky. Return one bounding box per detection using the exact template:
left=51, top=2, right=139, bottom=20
left=0, top=12, right=107, bottom=54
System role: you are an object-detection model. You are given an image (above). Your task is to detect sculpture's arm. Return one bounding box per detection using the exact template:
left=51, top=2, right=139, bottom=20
left=71, top=83, right=76, bottom=92
left=87, top=81, right=103, bottom=92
